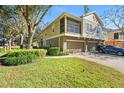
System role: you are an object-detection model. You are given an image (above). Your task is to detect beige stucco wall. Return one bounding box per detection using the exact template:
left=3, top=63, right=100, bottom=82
left=42, top=19, right=60, bottom=40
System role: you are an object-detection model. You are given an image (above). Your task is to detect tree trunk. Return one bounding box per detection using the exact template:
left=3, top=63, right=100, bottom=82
left=27, top=30, right=35, bottom=49
left=20, top=34, right=24, bottom=49
left=20, top=34, right=24, bottom=45
left=8, top=38, right=12, bottom=50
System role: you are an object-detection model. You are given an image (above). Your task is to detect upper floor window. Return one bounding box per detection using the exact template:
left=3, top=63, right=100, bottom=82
left=67, top=18, right=81, bottom=34
left=119, top=32, right=124, bottom=40
left=96, top=25, right=101, bottom=32
left=86, top=23, right=92, bottom=32
left=114, top=33, right=119, bottom=39
left=60, top=18, right=65, bottom=33
left=96, top=25, right=101, bottom=36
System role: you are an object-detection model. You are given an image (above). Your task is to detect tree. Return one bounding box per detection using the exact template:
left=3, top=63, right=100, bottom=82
left=102, top=6, right=124, bottom=32
left=0, top=5, right=52, bottom=49
left=83, top=5, right=89, bottom=15
left=0, top=6, right=27, bottom=49
left=0, top=17, right=25, bottom=49
left=18, top=5, right=52, bottom=49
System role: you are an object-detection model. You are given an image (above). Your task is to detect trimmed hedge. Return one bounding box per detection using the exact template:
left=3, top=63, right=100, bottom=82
left=4, top=54, right=37, bottom=65
left=48, top=47, right=60, bottom=56
left=6, top=49, right=46, bottom=57
left=2, top=49, right=47, bottom=66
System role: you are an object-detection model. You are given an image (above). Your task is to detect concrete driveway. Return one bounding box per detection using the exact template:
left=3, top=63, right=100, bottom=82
left=77, top=52, right=124, bottom=73
left=46, top=52, right=124, bottom=73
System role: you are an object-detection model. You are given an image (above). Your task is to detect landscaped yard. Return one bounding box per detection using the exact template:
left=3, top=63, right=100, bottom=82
left=0, top=58, right=124, bottom=88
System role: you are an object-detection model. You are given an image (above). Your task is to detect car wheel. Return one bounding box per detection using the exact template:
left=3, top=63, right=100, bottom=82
left=117, top=51, right=123, bottom=56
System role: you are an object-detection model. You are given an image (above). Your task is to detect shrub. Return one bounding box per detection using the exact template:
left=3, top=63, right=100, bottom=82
left=59, top=50, right=69, bottom=56
left=4, top=54, right=37, bottom=66
left=6, top=49, right=47, bottom=57
left=48, top=47, right=60, bottom=56
left=2, top=49, right=47, bottom=66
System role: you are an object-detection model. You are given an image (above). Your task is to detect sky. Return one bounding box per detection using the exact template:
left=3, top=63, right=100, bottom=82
left=41, top=5, right=115, bottom=29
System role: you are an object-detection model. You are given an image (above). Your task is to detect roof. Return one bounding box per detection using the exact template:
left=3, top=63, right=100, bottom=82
left=103, top=28, right=123, bottom=33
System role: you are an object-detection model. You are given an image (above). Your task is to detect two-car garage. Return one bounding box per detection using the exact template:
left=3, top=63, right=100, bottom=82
left=66, top=41, right=98, bottom=52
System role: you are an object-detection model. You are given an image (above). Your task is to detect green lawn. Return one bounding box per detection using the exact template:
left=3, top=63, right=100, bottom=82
left=0, top=58, right=124, bottom=88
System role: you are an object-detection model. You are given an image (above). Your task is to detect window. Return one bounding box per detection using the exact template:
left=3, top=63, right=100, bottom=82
left=106, top=46, right=113, bottom=49
left=67, top=18, right=81, bottom=34
left=96, top=25, right=101, bottom=36
left=114, top=33, right=119, bottom=39
left=60, top=18, right=65, bottom=33
left=86, top=23, right=92, bottom=32
left=119, top=32, right=124, bottom=40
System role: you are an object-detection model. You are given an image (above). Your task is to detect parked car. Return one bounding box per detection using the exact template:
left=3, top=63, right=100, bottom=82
left=97, top=45, right=124, bottom=56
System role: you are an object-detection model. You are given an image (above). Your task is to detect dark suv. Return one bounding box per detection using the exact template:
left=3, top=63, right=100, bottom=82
left=97, top=45, right=124, bottom=56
